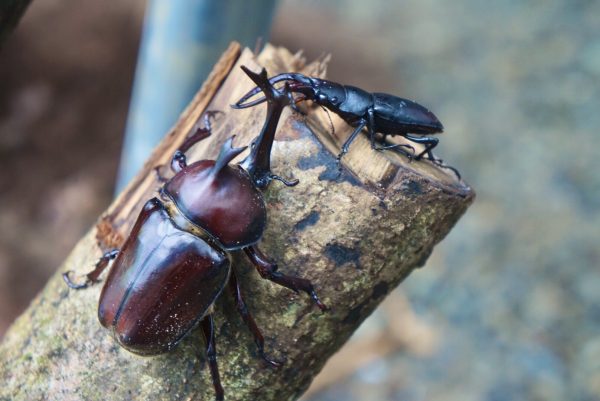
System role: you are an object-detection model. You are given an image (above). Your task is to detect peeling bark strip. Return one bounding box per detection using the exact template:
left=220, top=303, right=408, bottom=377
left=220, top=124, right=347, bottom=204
left=0, top=43, right=474, bottom=401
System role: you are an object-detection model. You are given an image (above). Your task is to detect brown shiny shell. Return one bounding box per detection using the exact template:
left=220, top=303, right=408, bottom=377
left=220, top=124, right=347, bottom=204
left=98, top=198, right=230, bottom=355
left=163, top=160, right=267, bottom=250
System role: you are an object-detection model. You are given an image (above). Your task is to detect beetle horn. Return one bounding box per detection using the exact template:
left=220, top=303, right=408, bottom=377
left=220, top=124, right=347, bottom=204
left=237, top=67, right=297, bottom=189
left=210, top=136, right=247, bottom=178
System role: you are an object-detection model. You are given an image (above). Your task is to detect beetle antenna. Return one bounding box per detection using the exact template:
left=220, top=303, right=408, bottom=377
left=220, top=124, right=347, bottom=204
left=318, top=104, right=335, bottom=138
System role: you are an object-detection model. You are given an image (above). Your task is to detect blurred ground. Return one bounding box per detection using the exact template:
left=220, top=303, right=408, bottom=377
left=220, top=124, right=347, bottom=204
left=277, top=1, right=600, bottom=401
left=0, top=1, right=144, bottom=331
left=1, top=1, right=599, bottom=400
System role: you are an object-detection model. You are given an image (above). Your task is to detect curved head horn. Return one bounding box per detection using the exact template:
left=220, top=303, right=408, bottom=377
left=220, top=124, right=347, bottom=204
left=210, top=136, right=247, bottom=178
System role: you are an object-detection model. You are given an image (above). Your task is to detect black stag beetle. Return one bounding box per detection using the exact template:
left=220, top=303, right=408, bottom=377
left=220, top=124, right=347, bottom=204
left=232, top=72, right=460, bottom=178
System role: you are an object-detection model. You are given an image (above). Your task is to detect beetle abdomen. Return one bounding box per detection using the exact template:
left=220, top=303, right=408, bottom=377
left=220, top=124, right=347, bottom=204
left=98, top=198, right=230, bottom=355
left=164, top=160, right=267, bottom=250
left=373, top=93, right=443, bottom=135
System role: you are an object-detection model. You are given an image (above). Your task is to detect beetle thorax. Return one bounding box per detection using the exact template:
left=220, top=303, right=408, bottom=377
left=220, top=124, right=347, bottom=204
left=162, top=160, right=267, bottom=250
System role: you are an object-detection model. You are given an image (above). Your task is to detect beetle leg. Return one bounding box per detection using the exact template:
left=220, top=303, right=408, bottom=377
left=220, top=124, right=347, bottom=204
left=337, top=119, right=367, bottom=163
left=439, top=163, right=462, bottom=180
left=376, top=141, right=415, bottom=153
left=375, top=140, right=416, bottom=160
left=63, top=249, right=119, bottom=290
left=171, top=111, right=222, bottom=173
left=404, top=134, right=439, bottom=161
left=367, top=108, right=377, bottom=150
left=244, top=246, right=328, bottom=312
left=153, top=165, right=169, bottom=183
left=366, top=110, right=415, bottom=160
left=268, top=173, right=299, bottom=187
left=428, top=157, right=462, bottom=180
left=228, top=269, right=282, bottom=367
left=200, top=314, right=224, bottom=401
left=202, top=110, right=223, bottom=132
left=402, top=134, right=461, bottom=178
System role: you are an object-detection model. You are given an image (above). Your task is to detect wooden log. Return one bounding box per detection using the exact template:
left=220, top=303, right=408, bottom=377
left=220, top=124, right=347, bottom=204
left=0, top=42, right=474, bottom=401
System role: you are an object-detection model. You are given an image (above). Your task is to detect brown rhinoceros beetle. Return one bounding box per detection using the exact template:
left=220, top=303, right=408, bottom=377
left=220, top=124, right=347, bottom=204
left=63, top=67, right=326, bottom=401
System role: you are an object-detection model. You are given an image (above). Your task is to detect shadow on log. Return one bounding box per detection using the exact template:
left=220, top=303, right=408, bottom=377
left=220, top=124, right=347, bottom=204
left=0, top=42, right=474, bottom=401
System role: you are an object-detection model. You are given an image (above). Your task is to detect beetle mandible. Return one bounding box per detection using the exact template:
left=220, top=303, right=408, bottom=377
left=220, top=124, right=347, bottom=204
left=232, top=72, right=460, bottom=177
left=63, top=67, right=327, bottom=401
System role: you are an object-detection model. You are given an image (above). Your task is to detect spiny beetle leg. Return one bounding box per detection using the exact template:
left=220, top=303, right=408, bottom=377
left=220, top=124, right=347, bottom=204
left=401, top=133, right=462, bottom=178
left=63, top=249, right=119, bottom=290
left=202, top=110, right=224, bottom=132
left=269, top=173, right=299, bottom=187
left=200, top=314, right=224, bottom=401
left=228, top=269, right=282, bottom=367
left=404, top=134, right=439, bottom=161
left=337, top=119, right=367, bottom=162
left=380, top=142, right=416, bottom=161
left=432, top=159, right=462, bottom=180
left=171, top=110, right=222, bottom=173
left=153, top=165, right=169, bottom=183
left=244, top=246, right=328, bottom=312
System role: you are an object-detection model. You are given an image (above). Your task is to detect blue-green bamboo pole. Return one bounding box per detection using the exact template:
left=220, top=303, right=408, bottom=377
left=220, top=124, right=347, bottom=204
left=116, top=0, right=277, bottom=192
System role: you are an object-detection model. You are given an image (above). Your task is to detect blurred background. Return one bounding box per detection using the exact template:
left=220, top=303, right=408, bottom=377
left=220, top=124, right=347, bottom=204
left=1, top=1, right=598, bottom=400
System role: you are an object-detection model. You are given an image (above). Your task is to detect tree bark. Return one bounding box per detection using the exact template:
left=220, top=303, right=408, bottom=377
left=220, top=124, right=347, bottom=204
left=0, top=42, right=475, bottom=401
